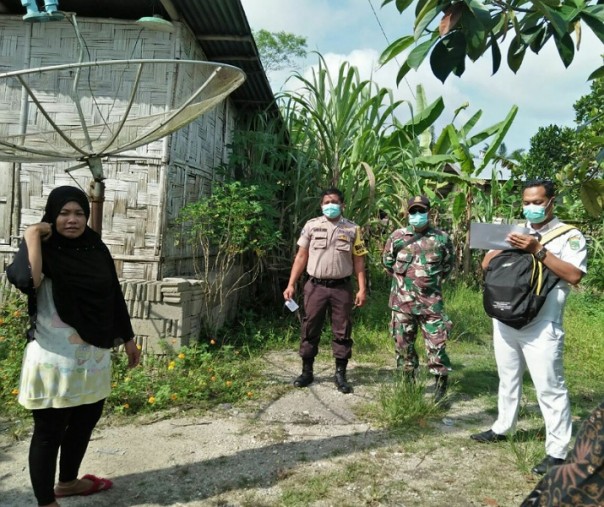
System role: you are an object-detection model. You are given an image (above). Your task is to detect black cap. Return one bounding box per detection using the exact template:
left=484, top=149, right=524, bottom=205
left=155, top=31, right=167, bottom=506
left=407, top=195, right=430, bottom=210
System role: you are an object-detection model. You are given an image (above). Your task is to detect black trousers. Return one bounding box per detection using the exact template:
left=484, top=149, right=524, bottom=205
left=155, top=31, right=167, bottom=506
left=300, top=279, right=354, bottom=360
left=29, top=399, right=105, bottom=506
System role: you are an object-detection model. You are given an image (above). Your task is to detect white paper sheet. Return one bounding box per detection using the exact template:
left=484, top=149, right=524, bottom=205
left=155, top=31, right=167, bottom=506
left=469, top=223, right=531, bottom=250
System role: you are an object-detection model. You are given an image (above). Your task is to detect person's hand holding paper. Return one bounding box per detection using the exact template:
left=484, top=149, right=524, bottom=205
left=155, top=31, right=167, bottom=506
left=469, top=223, right=531, bottom=250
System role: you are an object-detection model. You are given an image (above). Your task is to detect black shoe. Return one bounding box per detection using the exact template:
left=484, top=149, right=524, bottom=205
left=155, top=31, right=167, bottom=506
left=293, top=371, right=314, bottom=387
left=334, top=359, right=352, bottom=394
left=293, top=358, right=314, bottom=388
left=470, top=429, right=507, bottom=443
left=531, top=455, right=565, bottom=475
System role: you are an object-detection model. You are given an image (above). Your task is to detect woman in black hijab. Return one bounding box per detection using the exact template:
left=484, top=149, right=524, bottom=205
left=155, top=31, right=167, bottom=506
left=7, top=186, right=140, bottom=507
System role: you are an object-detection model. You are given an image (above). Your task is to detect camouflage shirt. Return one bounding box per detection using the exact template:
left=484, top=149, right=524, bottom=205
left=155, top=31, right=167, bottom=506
left=382, top=225, right=454, bottom=304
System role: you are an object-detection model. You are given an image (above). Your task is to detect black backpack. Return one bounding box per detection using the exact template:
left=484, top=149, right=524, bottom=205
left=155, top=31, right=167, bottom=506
left=482, top=225, right=576, bottom=329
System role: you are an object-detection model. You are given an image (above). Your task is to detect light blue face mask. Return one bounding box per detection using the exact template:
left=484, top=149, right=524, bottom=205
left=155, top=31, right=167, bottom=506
left=322, top=203, right=342, bottom=219
left=523, top=199, right=551, bottom=224
left=409, top=212, right=429, bottom=228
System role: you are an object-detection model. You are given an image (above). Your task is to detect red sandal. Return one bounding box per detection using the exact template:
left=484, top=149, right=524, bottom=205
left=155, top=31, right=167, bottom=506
left=55, top=474, right=113, bottom=498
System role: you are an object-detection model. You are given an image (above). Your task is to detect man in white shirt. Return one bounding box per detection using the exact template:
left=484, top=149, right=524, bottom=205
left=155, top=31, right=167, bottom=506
left=470, top=180, right=588, bottom=476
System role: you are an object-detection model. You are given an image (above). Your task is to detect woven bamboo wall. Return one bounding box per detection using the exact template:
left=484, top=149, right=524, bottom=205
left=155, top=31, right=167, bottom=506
left=0, top=16, right=239, bottom=280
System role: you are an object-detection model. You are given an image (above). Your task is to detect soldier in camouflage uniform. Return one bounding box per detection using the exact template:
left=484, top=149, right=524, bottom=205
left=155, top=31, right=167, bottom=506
left=382, top=195, right=454, bottom=402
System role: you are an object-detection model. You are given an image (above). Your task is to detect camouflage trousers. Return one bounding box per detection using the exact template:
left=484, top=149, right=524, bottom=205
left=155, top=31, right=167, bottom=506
left=390, top=297, right=452, bottom=376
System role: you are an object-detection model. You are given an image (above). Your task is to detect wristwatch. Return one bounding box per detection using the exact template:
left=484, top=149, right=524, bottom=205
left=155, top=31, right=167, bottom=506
left=534, top=246, right=548, bottom=261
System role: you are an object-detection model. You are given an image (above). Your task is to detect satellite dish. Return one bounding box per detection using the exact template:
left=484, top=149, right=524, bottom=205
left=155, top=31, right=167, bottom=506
left=0, top=59, right=246, bottom=234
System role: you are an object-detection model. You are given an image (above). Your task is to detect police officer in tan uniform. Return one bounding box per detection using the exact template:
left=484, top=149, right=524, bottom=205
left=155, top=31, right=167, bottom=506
left=284, top=188, right=368, bottom=393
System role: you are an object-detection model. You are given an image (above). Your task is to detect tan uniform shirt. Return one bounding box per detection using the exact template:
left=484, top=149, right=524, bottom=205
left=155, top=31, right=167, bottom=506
left=297, top=216, right=368, bottom=279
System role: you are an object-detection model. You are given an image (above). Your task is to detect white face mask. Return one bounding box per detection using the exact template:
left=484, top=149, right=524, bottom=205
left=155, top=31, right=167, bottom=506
left=322, top=203, right=341, bottom=219
left=409, top=212, right=428, bottom=228
left=523, top=198, right=552, bottom=224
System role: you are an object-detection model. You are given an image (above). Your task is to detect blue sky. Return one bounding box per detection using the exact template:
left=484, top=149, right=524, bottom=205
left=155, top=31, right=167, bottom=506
left=240, top=0, right=600, bottom=152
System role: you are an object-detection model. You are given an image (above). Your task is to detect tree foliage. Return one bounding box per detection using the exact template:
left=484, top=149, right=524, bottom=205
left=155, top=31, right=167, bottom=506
left=175, top=182, right=281, bottom=336
left=380, top=0, right=604, bottom=83
left=515, top=78, right=604, bottom=217
left=253, top=29, right=308, bottom=74
left=520, top=124, right=576, bottom=181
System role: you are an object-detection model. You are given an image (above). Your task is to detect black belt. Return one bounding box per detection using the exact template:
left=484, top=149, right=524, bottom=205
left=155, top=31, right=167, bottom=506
left=310, top=276, right=350, bottom=287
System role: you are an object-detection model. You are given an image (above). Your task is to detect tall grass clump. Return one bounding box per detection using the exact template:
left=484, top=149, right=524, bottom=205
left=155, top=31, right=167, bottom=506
left=374, top=372, right=446, bottom=430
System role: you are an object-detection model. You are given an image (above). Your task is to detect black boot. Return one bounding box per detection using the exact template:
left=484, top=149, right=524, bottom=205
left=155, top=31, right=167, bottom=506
left=434, top=375, right=448, bottom=403
left=334, top=358, right=352, bottom=394
left=293, top=358, right=314, bottom=388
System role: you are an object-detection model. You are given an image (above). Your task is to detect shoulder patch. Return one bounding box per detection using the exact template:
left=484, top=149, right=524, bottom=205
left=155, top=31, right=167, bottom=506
left=568, top=236, right=581, bottom=250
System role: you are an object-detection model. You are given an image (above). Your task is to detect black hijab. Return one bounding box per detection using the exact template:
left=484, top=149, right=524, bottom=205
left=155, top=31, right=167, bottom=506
left=40, top=186, right=134, bottom=348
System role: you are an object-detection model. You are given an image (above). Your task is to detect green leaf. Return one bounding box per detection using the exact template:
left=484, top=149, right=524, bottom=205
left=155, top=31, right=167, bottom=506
left=581, top=9, right=604, bottom=44
left=402, top=96, right=445, bottom=134
left=490, top=37, right=501, bottom=74
left=528, top=26, right=549, bottom=54
left=430, top=32, right=467, bottom=82
left=507, top=36, right=526, bottom=73
left=465, top=0, right=494, bottom=29
left=588, top=65, right=604, bottom=80
left=415, top=0, right=442, bottom=39
left=462, top=9, right=489, bottom=61
left=452, top=192, right=467, bottom=221
left=407, top=35, right=439, bottom=69
left=380, top=35, right=415, bottom=65
left=395, top=0, right=415, bottom=12
left=559, top=4, right=583, bottom=23
left=416, top=154, right=456, bottom=165
left=553, top=31, right=575, bottom=67
left=477, top=106, right=519, bottom=169
left=580, top=179, right=604, bottom=217
left=534, top=1, right=569, bottom=37
left=395, top=61, right=412, bottom=85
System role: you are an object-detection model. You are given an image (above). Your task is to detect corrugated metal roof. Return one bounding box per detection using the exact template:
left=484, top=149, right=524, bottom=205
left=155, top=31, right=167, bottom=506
left=0, top=0, right=277, bottom=115
left=168, top=0, right=276, bottom=114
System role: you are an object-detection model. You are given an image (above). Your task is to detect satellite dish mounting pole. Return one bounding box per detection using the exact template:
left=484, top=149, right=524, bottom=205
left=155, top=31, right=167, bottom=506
left=86, top=157, right=105, bottom=236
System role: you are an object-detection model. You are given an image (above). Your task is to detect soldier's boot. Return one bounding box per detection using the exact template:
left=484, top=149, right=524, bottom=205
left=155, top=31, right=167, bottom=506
left=334, top=358, right=352, bottom=394
left=293, top=358, right=314, bottom=388
left=396, top=353, right=416, bottom=384
left=434, top=375, right=448, bottom=404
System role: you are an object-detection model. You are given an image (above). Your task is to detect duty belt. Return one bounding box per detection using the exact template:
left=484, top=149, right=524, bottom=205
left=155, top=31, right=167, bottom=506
left=310, top=276, right=350, bottom=287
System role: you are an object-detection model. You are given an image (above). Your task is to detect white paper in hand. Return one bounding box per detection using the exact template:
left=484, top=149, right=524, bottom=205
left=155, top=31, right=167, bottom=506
left=469, top=223, right=531, bottom=250
left=285, top=299, right=299, bottom=312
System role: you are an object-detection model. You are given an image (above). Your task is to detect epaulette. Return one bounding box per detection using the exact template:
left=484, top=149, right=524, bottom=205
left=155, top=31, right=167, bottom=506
left=340, top=217, right=357, bottom=227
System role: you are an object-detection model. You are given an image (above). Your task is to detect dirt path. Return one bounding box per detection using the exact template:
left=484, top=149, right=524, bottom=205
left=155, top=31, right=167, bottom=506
left=0, top=352, right=535, bottom=506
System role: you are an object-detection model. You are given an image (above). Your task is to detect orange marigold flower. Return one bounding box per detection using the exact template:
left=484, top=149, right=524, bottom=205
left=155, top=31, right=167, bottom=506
left=170, top=393, right=178, bottom=401
left=123, top=403, right=130, bottom=409
left=148, top=396, right=156, bottom=404
left=11, top=388, right=19, bottom=396
left=13, top=310, right=21, bottom=318
left=246, top=391, right=253, bottom=398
